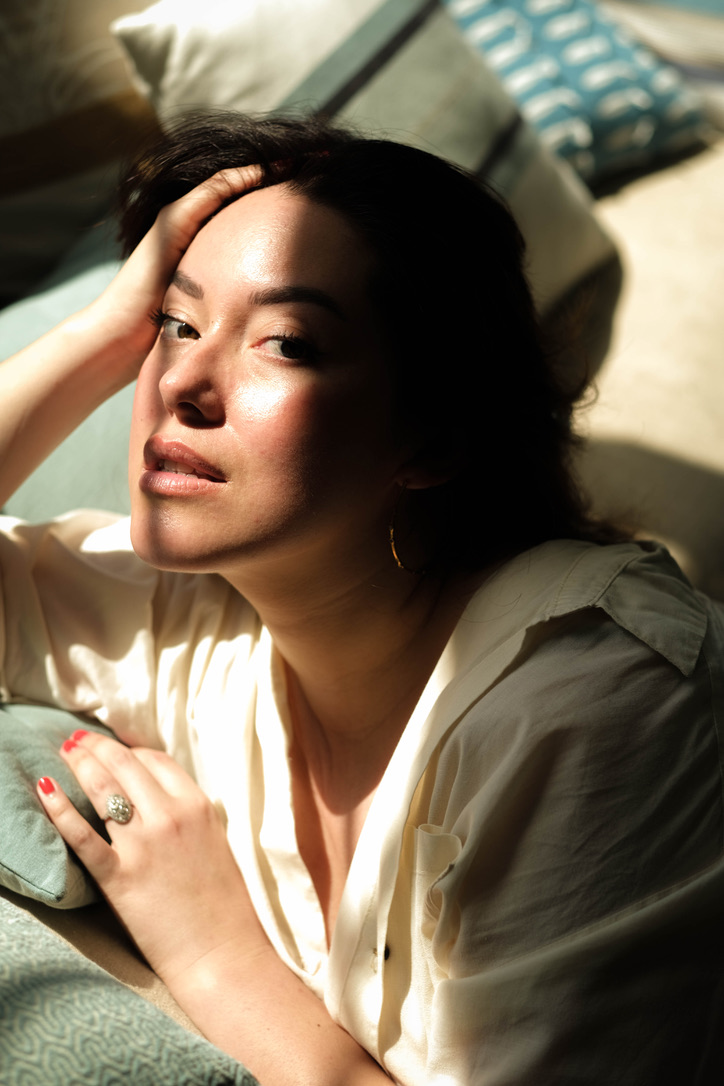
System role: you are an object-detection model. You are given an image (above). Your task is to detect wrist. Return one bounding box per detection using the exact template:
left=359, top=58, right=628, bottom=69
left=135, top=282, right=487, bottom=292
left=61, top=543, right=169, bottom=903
left=157, top=900, right=273, bottom=990
left=71, top=298, right=151, bottom=387
left=162, top=930, right=275, bottom=1016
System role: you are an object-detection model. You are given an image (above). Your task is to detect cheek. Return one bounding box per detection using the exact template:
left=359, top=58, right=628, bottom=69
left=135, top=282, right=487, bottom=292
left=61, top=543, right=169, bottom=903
left=234, top=376, right=294, bottom=424
left=131, top=350, right=165, bottom=416
left=231, top=373, right=329, bottom=463
left=128, top=364, right=164, bottom=465
left=129, top=373, right=151, bottom=457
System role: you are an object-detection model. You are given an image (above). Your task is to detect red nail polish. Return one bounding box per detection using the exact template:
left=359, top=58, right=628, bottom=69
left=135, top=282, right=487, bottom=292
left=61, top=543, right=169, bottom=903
left=71, top=729, right=88, bottom=742
left=38, top=777, right=55, bottom=795
left=62, top=739, right=78, bottom=753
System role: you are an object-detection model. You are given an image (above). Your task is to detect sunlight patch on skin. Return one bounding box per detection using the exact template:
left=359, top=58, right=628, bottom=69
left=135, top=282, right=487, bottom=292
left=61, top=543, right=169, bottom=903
left=237, top=380, right=291, bottom=421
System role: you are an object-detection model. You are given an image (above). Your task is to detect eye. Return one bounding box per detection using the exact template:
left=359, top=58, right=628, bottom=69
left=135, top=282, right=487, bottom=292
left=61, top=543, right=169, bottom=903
left=260, top=334, right=317, bottom=364
left=162, top=318, right=199, bottom=341
left=151, top=309, right=200, bottom=341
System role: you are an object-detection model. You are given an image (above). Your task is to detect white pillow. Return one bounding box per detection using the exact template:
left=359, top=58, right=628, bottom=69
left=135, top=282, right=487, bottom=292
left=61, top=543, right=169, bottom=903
left=112, top=0, right=617, bottom=315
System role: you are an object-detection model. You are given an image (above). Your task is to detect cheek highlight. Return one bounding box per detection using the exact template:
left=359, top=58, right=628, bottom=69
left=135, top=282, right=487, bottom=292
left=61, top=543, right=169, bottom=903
left=236, top=379, right=291, bottom=422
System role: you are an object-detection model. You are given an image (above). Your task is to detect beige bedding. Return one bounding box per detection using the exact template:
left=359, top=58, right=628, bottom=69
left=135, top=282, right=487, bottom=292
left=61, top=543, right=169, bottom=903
left=579, top=138, right=724, bottom=599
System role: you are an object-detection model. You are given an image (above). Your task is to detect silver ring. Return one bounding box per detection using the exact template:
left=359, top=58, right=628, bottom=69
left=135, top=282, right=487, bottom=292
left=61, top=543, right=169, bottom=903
left=105, top=793, right=133, bottom=824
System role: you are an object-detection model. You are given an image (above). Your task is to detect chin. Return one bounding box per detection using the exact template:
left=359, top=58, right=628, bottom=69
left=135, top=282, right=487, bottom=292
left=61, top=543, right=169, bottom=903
left=130, top=518, right=216, bottom=574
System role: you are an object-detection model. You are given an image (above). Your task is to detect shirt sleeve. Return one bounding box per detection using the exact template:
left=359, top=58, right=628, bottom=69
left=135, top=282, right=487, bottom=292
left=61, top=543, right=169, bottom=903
left=388, top=608, right=724, bottom=1085
left=0, top=512, right=161, bottom=742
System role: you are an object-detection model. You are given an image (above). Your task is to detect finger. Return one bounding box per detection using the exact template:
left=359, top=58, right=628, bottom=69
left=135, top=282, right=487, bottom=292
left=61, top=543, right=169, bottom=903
left=172, top=164, right=265, bottom=214
left=60, top=734, right=152, bottom=826
left=154, top=163, right=265, bottom=255
left=69, top=730, right=194, bottom=802
left=36, top=776, right=117, bottom=879
left=128, top=745, right=201, bottom=798
left=100, top=163, right=266, bottom=364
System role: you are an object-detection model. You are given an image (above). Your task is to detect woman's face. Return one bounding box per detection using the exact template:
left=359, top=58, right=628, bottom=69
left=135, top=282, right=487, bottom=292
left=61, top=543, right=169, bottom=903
left=129, top=184, right=411, bottom=582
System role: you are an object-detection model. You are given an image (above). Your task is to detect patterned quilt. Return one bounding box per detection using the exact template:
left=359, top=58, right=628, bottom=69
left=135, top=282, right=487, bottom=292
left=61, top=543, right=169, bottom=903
left=0, top=895, right=259, bottom=1085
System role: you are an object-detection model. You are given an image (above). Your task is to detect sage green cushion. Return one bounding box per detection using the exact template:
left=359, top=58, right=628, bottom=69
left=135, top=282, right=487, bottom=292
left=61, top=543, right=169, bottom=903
left=0, top=222, right=131, bottom=522
left=0, top=703, right=113, bottom=908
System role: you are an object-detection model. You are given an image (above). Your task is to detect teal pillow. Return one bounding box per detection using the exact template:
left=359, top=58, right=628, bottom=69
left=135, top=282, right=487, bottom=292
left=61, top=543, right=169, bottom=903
left=0, top=704, right=114, bottom=908
left=0, top=221, right=132, bottom=521
left=444, top=0, right=708, bottom=184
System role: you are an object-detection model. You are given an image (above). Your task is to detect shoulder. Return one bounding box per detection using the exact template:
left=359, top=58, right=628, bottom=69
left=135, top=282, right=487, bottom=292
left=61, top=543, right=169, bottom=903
left=414, top=539, right=724, bottom=923
left=0, top=511, right=144, bottom=578
left=436, top=539, right=721, bottom=811
left=0, top=510, right=251, bottom=617
left=428, top=540, right=715, bottom=770
left=0, top=509, right=258, bottom=654
left=408, top=539, right=721, bottom=813
left=458, top=538, right=708, bottom=675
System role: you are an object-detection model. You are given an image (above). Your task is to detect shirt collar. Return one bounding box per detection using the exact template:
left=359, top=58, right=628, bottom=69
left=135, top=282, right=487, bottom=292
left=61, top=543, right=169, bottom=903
left=448, top=539, right=707, bottom=680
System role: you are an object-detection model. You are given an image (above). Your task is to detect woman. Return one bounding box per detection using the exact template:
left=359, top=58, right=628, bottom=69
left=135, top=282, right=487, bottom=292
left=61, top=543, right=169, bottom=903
left=1, top=115, right=722, bottom=1084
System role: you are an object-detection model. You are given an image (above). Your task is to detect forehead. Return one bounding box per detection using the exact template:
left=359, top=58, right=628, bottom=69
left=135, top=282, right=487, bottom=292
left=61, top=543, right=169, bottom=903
left=178, top=183, right=375, bottom=303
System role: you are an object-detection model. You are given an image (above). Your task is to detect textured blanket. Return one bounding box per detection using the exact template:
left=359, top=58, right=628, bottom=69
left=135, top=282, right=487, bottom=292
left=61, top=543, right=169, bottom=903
left=0, top=895, right=259, bottom=1085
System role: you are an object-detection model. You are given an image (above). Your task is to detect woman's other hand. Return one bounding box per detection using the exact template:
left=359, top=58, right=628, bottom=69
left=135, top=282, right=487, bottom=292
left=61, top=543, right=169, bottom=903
left=36, top=728, right=260, bottom=985
left=37, top=729, right=390, bottom=1085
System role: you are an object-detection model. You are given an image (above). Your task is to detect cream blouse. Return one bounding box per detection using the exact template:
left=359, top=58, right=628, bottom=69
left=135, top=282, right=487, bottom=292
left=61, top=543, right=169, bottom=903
left=1, top=512, right=722, bottom=1084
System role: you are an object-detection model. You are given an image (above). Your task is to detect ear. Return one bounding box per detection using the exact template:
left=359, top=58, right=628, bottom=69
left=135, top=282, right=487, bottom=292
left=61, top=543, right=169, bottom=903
left=394, top=441, right=462, bottom=491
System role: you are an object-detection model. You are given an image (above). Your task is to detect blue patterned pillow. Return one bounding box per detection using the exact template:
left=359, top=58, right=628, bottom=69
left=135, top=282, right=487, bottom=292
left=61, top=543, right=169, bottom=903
left=444, top=0, right=708, bottom=183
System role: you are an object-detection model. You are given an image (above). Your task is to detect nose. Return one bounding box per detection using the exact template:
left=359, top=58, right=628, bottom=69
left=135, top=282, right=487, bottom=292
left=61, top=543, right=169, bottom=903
left=157, top=342, right=226, bottom=428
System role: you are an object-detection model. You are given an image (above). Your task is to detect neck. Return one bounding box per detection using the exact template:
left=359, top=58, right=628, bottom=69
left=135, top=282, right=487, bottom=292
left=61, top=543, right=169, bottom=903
left=226, top=540, right=476, bottom=756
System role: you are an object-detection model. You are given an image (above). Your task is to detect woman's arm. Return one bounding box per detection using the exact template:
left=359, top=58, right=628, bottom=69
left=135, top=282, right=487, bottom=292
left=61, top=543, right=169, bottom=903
left=37, top=730, right=390, bottom=1086
left=0, top=165, right=262, bottom=508
left=170, top=940, right=388, bottom=1086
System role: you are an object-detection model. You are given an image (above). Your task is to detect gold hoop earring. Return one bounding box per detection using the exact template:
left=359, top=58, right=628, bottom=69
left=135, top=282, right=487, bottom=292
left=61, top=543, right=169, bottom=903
left=389, top=483, right=428, bottom=576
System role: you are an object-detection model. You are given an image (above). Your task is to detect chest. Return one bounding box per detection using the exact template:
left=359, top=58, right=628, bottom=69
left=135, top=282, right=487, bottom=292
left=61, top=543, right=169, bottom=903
left=290, top=755, right=376, bottom=946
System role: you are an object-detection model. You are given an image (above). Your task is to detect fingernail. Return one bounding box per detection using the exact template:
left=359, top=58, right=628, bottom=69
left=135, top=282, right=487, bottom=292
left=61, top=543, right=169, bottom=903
left=62, top=739, right=78, bottom=753
left=71, top=729, right=88, bottom=742
left=38, top=777, right=55, bottom=795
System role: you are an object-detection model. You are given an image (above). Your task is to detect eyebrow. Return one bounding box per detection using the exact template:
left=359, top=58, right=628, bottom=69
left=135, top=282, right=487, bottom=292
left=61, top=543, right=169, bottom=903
left=170, top=273, right=347, bottom=322
left=171, top=270, right=204, bottom=300
left=250, top=286, right=347, bottom=321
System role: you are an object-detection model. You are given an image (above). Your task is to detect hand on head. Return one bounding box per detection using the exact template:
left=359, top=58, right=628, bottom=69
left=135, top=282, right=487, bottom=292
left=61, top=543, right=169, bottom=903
left=90, top=164, right=265, bottom=381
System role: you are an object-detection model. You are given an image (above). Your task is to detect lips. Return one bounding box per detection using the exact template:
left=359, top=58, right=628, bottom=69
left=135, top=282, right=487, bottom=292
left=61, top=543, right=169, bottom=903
left=138, top=437, right=227, bottom=498
left=143, top=437, right=226, bottom=482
